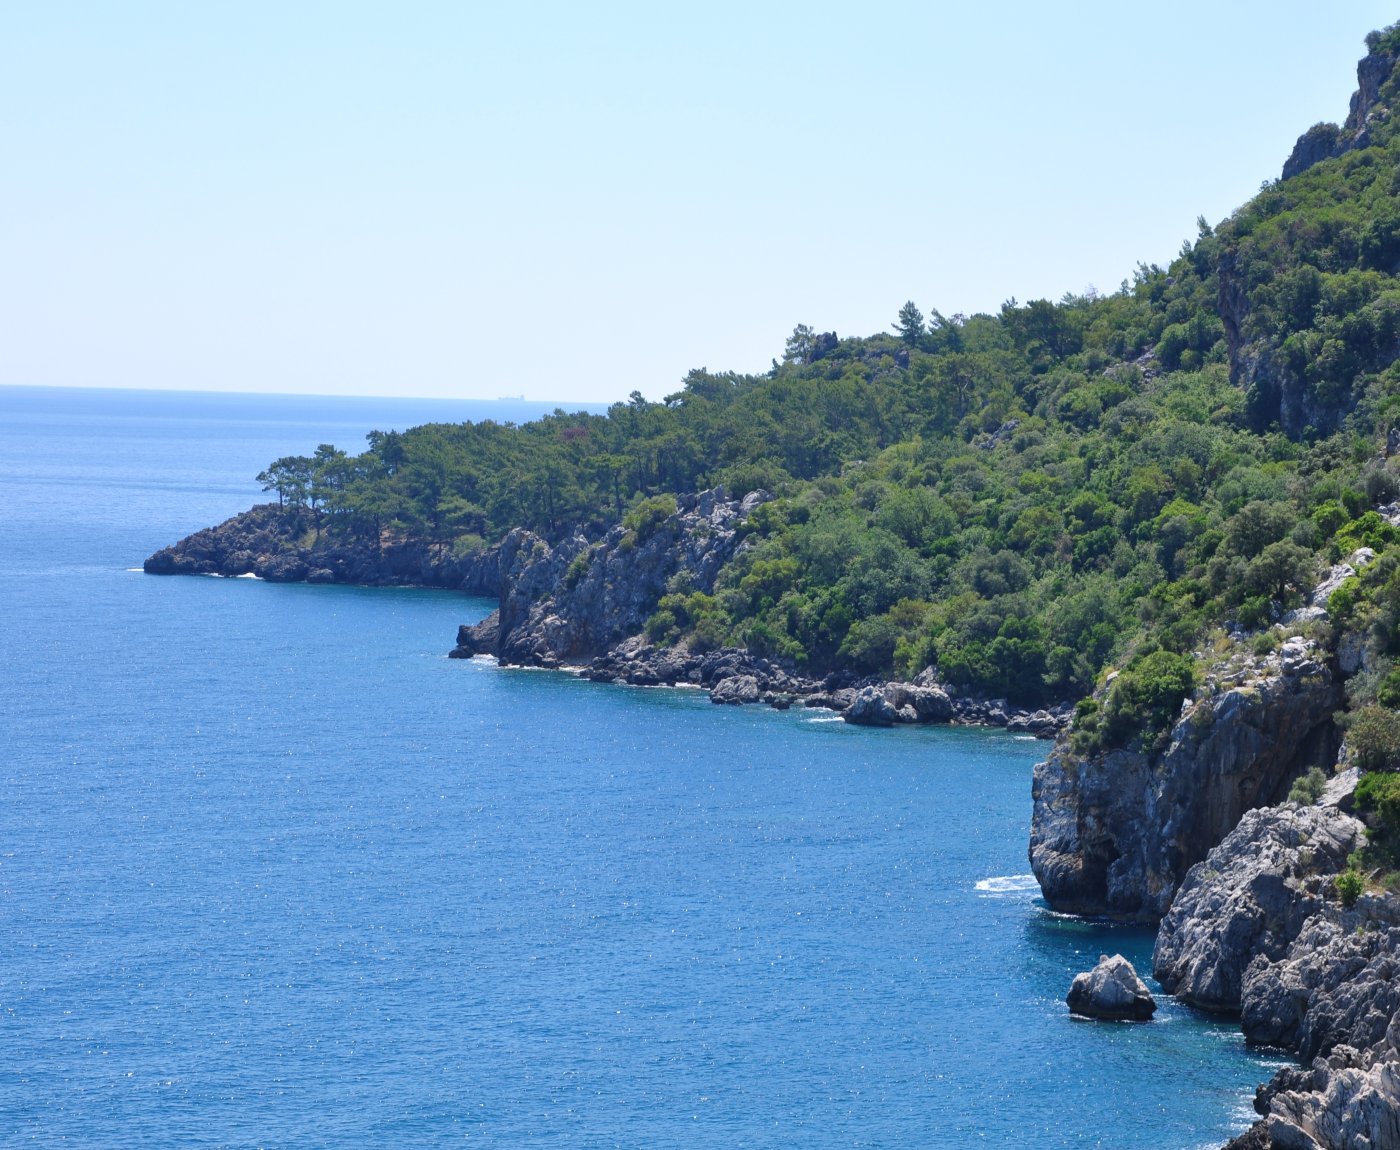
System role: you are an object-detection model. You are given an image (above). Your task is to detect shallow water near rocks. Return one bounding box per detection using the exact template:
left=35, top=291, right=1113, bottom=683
left=0, top=386, right=1277, bottom=1148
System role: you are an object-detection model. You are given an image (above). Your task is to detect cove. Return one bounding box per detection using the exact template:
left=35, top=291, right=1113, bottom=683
left=0, top=386, right=1278, bottom=1147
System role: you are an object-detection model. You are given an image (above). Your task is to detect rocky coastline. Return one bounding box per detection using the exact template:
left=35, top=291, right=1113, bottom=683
left=149, top=491, right=1394, bottom=1142
left=1030, top=633, right=1342, bottom=922
left=146, top=492, right=1073, bottom=736
left=1146, top=796, right=1400, bottom=1150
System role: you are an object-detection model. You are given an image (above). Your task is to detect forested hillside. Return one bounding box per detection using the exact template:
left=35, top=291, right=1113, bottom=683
left=253, top=25, right=1400, bottom=727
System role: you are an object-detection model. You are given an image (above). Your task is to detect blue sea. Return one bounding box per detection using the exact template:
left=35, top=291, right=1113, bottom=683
left=0, top=385, right=1278, bottom=1148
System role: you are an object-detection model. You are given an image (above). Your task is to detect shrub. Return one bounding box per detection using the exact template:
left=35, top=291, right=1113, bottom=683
left=1355, top=768, right=1400, bottom=825
left=452, top=533, right=487, bottom=559
left=1336, top=868, right=1365, bottom=908
left=563, top=549, right=592, bottom=590
left=1289, top=766, right=1328, bottom=805
left=621, top=494, right=678, bottom=548
left=1377, top=668, right=1400, bottom=708
left=1237, top=595, right=1272, bottom=630
left=1345, top=706, right=1400, bottom=772
left=1077, top=650, right=1197, bottom=755
left=645, top=608, right=677, bottom=643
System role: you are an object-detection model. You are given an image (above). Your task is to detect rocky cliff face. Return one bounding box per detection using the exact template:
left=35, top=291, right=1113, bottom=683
left=143, top=503, right=501, bottom=593
left=1281, top=44, right=1398, bottom=180
left=1152, top=804, right=1364, bottom=1013
left=1030, top=637, right=1341, bottom=921
left=1152, top=793, right=1400, bottom=1150
left=453, top=488, right=767, bottom=667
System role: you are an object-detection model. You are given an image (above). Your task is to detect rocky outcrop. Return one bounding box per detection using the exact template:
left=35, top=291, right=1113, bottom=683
left=1066, top=953, right=1156, bottom=1021
left=710, top=675, right=762, bottom=705
left=1264, top=1045, right=1400, bottom=1150
left=1282, top=123, right=1346, bottom=182
left=843, top=686, right=901, bottom=727
left=1282, top=42, right=1398, bottom=181
left=448, top=488, right=764, bottom=668
left=1235, top=993, right=1400, bottom=1149
left=1031, top=638, right=1342, bottom=922
left=144, top=503, right=501, bottom=593
left=1152, top=805, right=1364, bottom=1012
left=1149, top=789, right=1400, bottom=1150
left=1242, top=901, right=1400, bottom=1060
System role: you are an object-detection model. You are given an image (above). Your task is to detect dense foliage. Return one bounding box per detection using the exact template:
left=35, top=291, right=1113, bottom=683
left=258, top=26, right=1400, bottom=748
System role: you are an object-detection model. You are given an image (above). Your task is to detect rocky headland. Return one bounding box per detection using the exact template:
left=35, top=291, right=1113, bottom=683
left=142, top=502, right=503, bottom=593
left=1030, top=634, right=1342, bottom=922
left=147, top=489, right=1073, bottom=736
left=1031, top=545, right=1400, bottom=1145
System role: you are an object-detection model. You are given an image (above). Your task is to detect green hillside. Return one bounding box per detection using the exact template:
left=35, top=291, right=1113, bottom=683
left=257, top=23, right=1400, bottom=742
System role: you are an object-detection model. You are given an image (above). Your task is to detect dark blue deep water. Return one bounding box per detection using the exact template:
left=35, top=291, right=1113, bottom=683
left=0, top=386, right=1279, bottom=1148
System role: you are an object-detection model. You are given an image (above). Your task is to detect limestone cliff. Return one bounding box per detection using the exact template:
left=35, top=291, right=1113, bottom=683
left=1030, top=637, right=1341, bottom=921
left=451, top=488, right=767, bottom=666
left=1151, top=796, right=1400, bottom=1150
left=1281, top=42, right=1399, bottom=180
left=1151, top=804, right=1364, bottom=1014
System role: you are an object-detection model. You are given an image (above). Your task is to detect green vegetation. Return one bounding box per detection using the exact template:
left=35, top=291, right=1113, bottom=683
left=1350, top=768, right=1400, bottom=881
left=1342, top=706, right=1400, bottom=772
left=254, top=24, right=1400, bottom=753
left=1289, top=766, right=1329, bottom=804
left=1336, top=867, right=1365, bottom=908
left=1070, top=651, right=1197, bottom=754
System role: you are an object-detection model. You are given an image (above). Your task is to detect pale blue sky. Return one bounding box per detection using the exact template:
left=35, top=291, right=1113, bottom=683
left=2, top=3, right=1397, bottom=404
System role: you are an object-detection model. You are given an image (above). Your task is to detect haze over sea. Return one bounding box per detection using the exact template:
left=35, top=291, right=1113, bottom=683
left=1, top=385, right=1278, bottom=1148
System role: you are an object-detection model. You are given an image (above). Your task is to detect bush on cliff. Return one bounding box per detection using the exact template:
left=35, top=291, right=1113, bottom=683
left=1071, top=650, right=1197, bottom=755
left=1289, top=766, right=1329, bottom=804
left=1344, top=706, right=1400, bottom=771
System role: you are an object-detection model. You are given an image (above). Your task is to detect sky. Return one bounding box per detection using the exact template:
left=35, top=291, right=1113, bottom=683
left=2, top=2, right=1398, bottom=406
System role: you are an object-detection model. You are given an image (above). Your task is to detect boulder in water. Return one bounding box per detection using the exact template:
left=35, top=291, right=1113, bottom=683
left=1067, top=953, right=1156, bottom=1021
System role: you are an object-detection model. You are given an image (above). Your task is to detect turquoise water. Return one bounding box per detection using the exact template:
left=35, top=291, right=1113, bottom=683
left=0, top=386, right=1277, bottom=1148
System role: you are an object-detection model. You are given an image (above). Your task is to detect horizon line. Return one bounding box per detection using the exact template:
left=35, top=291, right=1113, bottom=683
left=0, top=381, right=614, bottom=410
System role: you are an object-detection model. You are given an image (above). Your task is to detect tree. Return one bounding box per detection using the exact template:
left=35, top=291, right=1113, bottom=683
left=894, top=301, right=925, bottom=346
left=783, top=324, right=816, bottom=364
left=256, top=456, right=313, bottom=509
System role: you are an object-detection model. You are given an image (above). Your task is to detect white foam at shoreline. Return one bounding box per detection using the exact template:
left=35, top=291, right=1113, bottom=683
left=975, top=874, right=1039, bottom=894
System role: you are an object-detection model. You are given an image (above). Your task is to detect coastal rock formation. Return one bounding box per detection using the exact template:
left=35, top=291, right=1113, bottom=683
left=1030, top=638, right=1342, bottom=921
left=1264, top=1047, right=1400, bottom=1150
left=842, top=686, right=901, bottom=726
left=148, top=497, right=1072, bottom=733
left=1066, top=954, right=1156, bottom=1021
left=143, top=503, right=501, bottom=594
left=710, top=674, right=761, bottom=705
left=1242, top=902, right=1400, bottom=1060
left=1235, top=1014, right=1400, bottom=1149
left=450, top=488, right=763, bottom=667
left=1151, top=804, right=1364, bottom=1012
left=1151, top=791, right=1400, bottom=1150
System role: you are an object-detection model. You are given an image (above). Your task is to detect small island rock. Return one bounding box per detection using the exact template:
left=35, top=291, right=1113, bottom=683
left=1067, top=953, right=1157, bottom=1021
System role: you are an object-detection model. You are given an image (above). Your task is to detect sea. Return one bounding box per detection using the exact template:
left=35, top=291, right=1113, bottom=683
left=0, top=385, right=1282, bottom=1148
